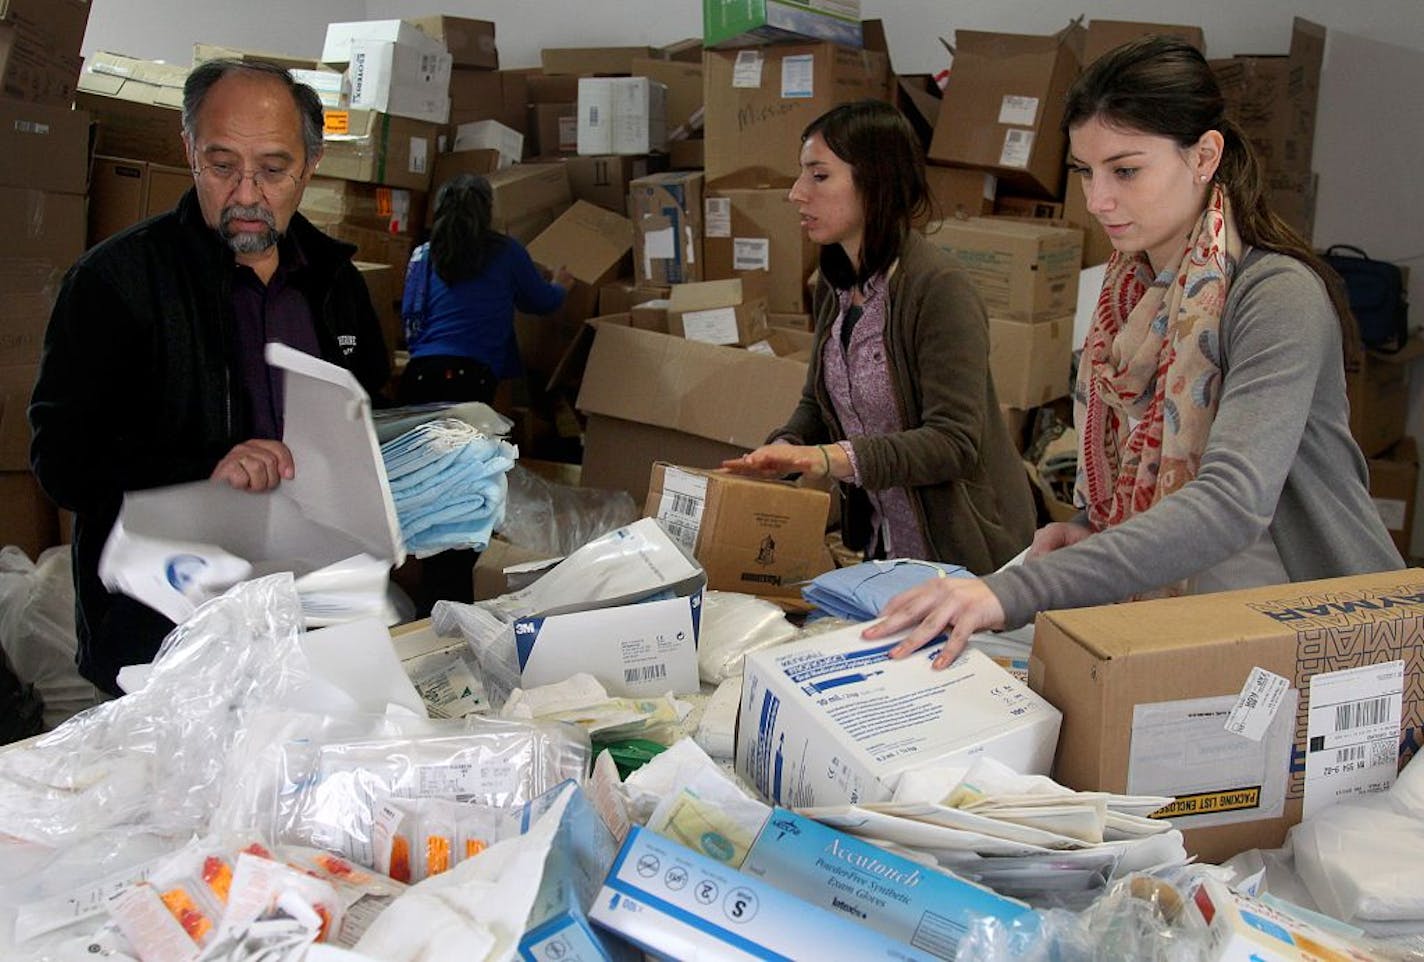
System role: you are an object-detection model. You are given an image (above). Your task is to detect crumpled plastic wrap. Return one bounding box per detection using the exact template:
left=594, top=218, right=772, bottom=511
left=210, top=710, right=591, bottom=869
left=497, top=464, right=637, bottom=558
left=0, top=574, right=310, bottom=847
left=0, top=545, right=101, bottom=730
left=697, top=591, right=797, bottom=685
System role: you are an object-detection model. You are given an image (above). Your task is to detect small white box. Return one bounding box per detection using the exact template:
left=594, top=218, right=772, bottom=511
left=452, top=119, right=524, bottom=169
left=321, top=19, right=443, bottom=63
left=348, top=39, right=452, bottom=124
left=577, top=77, right=668, bottom=156
left=737, top=625, right=1061, bottom=806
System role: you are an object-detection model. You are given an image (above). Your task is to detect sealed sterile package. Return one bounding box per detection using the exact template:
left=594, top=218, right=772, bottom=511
left=498, top=463, right=638, bottom=558
left=211, top=710, right=591, bottom=870
left=0, top=574, right=310, bottom=848
left=370, top=796, right=507, bottom=884
left=697, top=590, right=797, bottom=684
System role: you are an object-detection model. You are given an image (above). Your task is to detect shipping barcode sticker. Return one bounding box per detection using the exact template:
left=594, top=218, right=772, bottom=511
left=781, top=55, right=815, bottom=99
left=733, top=237, right=770, bottom=271
left=1374, top=497, right=1407, bottom=531
left=998, top=95, right=1040, bottom=127
left=13, top=119, right=49, bottom=136
left=408, top=136, right=429, bottom=174
left=733, top=50, right=764, bottom=89
left=705, top=197, right=732, bottom=238
left=656, top=466, right=708, bottom=550
left=1224, top=667, right=1291, bottom=742
left=680, top=306, right=741, bottom=345
left=558, top=115, right=578, bottom=149
left=1304, top=660, right=1404, bottom=818
left=324, top=111, right=351, bottom=136
left=999, top=129, right=1034, bottom=169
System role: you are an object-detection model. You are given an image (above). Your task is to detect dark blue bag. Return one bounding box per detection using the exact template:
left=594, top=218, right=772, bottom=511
left=1322, top=245, right=1409, bottom=353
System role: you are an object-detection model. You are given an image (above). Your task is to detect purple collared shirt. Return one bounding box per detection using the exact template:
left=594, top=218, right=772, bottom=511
left=229, top=237, right=321, bottom=440
left=821, top=277, right=931, bottom=560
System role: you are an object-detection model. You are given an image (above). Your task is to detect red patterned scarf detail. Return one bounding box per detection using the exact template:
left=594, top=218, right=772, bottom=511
left=1074, top=186, right=1242, bottom=537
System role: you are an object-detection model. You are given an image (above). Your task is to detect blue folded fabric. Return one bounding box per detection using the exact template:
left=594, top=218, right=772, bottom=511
left=802, top=559, right=972, bottom=622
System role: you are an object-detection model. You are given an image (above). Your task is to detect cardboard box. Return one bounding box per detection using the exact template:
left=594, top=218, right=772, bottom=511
left=994, top=194, right=1064, bottom=221
left=348, top=39, right=452, bottom=125
left=631, top=170, right=704, bottom=285
left=591, top=827, right=942, bottom=962
left=1346, top=337, right=1422, bottom=458
left=667, top=138, right=703, bottom=172
left=320, top=19, right=443, bottom=64
left=472, top=536, right=560, bottom=601
left=451, top=118, right=523, bottom=168
left=927, top=24, right=1085, bottom=198
left=577, top=77, right=667, bottom=156
left=628, top=300, right=670, bottom=333
left=703, top=187, right=817, bottom=313
left=702, top=0, right=863, bottom=50
left=87, top=157, right=191, bottom=247
left=576, top=323, right=809, bottom=504
left=486, top=163, right=572, bottom=244
left=0, top=0, right=89, bottom=107
left=540, top=46, right=657, bottom=77
left=0, top=187, right=85, bottom=368
left=766, top=312, right=812, bottom=332
left=1211, top=19, right=1324, bottom=178
left=430, top=148, right=500, bottom=189
left=667, top=275, right=770, bottom=347
left=989, top=315, right=1073, bottom=408
left=320, top=108, right=438, bottom=192
left=1368, top=436, right=1419, bottom=558
left=323, top=223, right=414, bottom=283
left=526, top=200, right=635, bottom=323
left=630, top=58, right=703, bottom=135
left=190, top=43, right=322, bottom=73
left=922, top=217, right=1081, bottom=321
left=354, top=261, right=400, bottom=355
left=703, top=42, right=890, bottom=188
left=567, top=154, right=651, bottom=216
left=924, top=165, right=996, bottom=223
left=1083, top=20, right=1206, bottom=66
left=75, top=54, right=188, bottom=168
left=0, top=362, right=37, bottom=471
left=406, top=15, right=497, bottom=70
left=738, top=625, right=1062, bottom=806
left=1029, top=569, right=1424, bottom=863
left=526, top=73, right=581, bottom=105
left=300, top=177, right=426, bottom=235
left=447, top=67, right=527, bottom=134
left=0, top=470, right=59, bottom=562
left=0, top=99, right=90, bottom=195
left=743, top=808, right=1033, bottom=958
left=1266, top=169, right=1317, bottom=242
left=528, top=102, right=577, bottom=158
left=644, top=463, right=830, bottom=597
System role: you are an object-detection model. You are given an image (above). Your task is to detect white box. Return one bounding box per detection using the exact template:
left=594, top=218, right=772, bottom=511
left=348, top=39, right=452, bottom=124
left=577, top=77, right=668, bottom=156
left=590, top=827, right=942, bottom=962
left=452, top=119, right=524, bottom=169
left=291, top=68, right=349, bottom=110
left=737, top=625, right=1061, bottom=806
left=99, top=345, right=404, bottom=627
left=321, top=19, right=444, bottom=63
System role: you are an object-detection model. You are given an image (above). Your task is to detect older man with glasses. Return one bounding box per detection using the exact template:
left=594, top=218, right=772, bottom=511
left=29, top=59, right=391, bottom=696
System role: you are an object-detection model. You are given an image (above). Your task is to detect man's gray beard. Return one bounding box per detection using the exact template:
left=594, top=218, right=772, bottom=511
left=220, top=203, right=279, bottom=254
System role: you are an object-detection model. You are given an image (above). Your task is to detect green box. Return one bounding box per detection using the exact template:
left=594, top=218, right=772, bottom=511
left=702, top=0, right=862, bottom=49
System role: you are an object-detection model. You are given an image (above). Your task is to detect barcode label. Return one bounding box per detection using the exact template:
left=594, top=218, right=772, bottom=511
left=588, top=105, right=601, bottom=125
left=655, top=467, right=708, bottom=550
left=1224, top=667, right=1290, bottom=742
left=625, top=663, right=667, bottom=684
left=1334, top=696, right=1393, bottom=732
left=999, top=128, right=1034, bottom=168
left=1336, top=745, right=1366, bottom=765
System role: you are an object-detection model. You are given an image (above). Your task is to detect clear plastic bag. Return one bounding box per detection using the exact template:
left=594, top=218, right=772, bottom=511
left=0, top=574, right=310, bottom=847
left=697, top=591, right=797, bottom=684
left=0, top=545, right=101, bottom=730
left=497, top=463, right=637, bottom=557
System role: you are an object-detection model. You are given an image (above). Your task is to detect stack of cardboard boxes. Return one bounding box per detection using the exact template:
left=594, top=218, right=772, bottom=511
left=0, top=0, right=92, bottom=558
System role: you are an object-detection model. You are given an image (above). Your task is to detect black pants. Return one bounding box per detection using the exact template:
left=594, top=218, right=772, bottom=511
left=397, top=354, right=498, bottom=406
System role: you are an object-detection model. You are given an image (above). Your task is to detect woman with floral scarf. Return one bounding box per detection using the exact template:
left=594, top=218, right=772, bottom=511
left=868, top=35, right=1403, bottom=667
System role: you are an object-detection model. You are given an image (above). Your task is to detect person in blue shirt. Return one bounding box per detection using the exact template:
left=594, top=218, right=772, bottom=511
left=399, top=172, right=572, bottom=405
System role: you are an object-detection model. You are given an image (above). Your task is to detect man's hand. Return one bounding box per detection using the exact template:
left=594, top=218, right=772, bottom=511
left=210, top=439, right=294, bottom=491
left=861, top=577, right=1006, bottom=669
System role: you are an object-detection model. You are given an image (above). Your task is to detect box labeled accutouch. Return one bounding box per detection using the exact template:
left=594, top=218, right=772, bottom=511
left=737, top=625, right=1061, bottom=807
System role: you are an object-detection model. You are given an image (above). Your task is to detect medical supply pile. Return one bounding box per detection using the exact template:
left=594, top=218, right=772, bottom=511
left=5, top=544, right=1424, bottom=962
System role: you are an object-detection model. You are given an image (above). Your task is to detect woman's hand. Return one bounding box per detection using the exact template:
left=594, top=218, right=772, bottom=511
left=1027, top=520, right=1093, bottom=559
left=861, top=577, right=1006, bottom=669
left=722, top=442, right=840, bottom=480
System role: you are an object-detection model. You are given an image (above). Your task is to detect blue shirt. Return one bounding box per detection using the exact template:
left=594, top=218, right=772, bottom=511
left=401, top=235, right=566, bottom=378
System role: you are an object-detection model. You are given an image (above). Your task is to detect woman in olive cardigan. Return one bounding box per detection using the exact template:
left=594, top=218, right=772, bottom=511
left=724, top=101, right=1035, bottom=574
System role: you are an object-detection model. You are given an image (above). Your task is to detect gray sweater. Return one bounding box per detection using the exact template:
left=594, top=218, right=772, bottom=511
left=987, top=250, right=1405, bottom=628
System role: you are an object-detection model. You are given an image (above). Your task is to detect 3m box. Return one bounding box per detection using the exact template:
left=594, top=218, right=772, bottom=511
left=1368, top=437, right=1418, bottom=558
left=923, top=218, right=1082, bottom=321
left=703, top=42, right=890, bottom=188
left=348, top=39, right=452, bottom=124
left=927, top=24, right=1084, bottom=198
left=577, top=77, right=667, bottom=156
left=1029, top=570, right=1424, bottom=864
left=666, top=275, right=769, bottom=347
left=988, top=315, right=1073, bottom=408
left=590, top=827, right=941, bottom=962
left=631, top=171, right=704, bottom=285
left=742, top=809, right=1033, bottom=959
left=738, top=626, right=1062, bottom=806
left=703, top=0, right=863, bottom=49
left=703, top=187, right=817, bottom=313
left=320, top=109, right=438, bottom=191
left=645, top=464, right=830, bottom=598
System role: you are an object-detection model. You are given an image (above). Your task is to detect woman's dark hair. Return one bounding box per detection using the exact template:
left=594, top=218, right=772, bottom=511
left=429, top=173, right=504, bottom=285
left=802, top=100, right=929, bottom=291
left=1063, top=36, right=1358, bottom=365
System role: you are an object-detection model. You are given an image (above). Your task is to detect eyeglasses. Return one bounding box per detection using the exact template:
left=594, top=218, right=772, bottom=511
left=193, top=162, right=302, bottom=197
